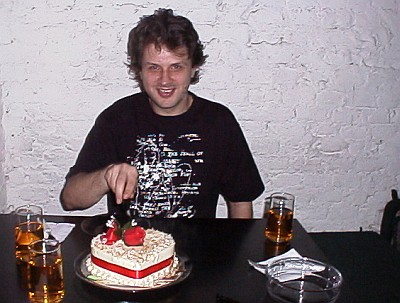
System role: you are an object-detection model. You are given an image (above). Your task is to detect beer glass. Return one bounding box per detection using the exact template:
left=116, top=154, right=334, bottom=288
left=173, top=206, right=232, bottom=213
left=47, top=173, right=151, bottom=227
left=14, top=205, right=44, bottom=262
left=264, top=192, right=295, bottom=244
left=28, top=239, right=64, bottom=303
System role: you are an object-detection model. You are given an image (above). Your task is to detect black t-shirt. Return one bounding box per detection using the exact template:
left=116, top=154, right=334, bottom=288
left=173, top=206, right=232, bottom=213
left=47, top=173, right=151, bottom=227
left=67, top=92, right=264, bottom=218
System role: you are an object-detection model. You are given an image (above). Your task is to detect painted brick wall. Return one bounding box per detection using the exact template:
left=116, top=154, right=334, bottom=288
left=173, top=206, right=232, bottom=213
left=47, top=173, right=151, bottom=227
left=1, top=1, right=399, bottom=231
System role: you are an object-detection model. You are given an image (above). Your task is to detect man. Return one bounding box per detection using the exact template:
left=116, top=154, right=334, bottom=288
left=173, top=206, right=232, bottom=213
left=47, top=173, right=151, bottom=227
left=61, top=8, right=264, bottom=218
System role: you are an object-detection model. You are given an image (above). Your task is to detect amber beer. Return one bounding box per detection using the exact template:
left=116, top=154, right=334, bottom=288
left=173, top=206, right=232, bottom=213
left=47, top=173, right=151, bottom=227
left=15, top=222, right=44, bottom=261
left=264, top=192, right=295, bottom=244
left=264, top=207, right=294, bottom=243
left=28, top=239, right=64, bottom=303
left=14, top=205, right=44, bottom=261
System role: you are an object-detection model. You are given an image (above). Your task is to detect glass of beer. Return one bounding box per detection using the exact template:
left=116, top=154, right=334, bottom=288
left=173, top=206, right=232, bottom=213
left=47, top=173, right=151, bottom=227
left=28, top=239, right=64, bottom=303
left=264, top=192, right=295, bottom=244
left=14, top=205, right=44, bottom=262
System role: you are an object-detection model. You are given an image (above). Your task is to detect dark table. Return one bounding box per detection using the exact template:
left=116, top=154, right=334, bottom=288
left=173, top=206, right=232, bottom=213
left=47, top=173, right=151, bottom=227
left=311, top=231, right=400, bottom=303
left=1, top=214, right=342, bottom=303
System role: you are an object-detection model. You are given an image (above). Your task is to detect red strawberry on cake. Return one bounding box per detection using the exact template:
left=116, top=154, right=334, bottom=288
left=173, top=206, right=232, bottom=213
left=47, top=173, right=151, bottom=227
left=123, top=226, right=146, bottom=246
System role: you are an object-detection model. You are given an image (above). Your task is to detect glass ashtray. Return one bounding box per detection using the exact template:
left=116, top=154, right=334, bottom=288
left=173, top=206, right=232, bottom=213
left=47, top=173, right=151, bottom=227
left=266, top=257, right=343, bottom=303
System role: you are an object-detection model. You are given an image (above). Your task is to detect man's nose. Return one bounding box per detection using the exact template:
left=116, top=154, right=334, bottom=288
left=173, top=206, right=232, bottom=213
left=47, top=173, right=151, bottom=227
left=160, top=69, right=172, bottom=83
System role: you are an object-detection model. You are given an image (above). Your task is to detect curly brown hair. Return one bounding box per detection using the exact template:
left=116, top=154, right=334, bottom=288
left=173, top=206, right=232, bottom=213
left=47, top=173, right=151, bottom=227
left=127, top=8, right=208, bottom=90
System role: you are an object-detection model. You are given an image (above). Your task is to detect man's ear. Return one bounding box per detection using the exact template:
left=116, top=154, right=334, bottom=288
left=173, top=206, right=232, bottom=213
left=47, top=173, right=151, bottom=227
left=191, top=66, right=197, bottom=78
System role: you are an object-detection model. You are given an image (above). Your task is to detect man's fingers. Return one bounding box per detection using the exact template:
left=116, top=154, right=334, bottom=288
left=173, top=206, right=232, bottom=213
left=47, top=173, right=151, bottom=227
left=123, top=174, right=138, bottom=200
left=104, top=163, right=138, bottom=204
left=122, top=164, right=138, bottom=199
left=114, top=176, right=126, bottom=204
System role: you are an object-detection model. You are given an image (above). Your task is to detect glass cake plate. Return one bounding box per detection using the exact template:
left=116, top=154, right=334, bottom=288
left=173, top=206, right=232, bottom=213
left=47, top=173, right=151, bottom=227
left=80, top=214, right=109, bottom=236
left=74, top=250, right=192, bottom=292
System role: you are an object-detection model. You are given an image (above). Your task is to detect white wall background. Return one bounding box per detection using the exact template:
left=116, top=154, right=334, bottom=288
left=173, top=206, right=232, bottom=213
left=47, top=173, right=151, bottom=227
left=1, top=0, right=399, bottom=232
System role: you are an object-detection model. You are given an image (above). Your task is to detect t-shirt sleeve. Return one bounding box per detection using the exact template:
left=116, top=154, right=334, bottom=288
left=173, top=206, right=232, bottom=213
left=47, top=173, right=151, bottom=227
left=66, top=113, right=120, bottom=178
left=218, top=111, right=265, bottom=202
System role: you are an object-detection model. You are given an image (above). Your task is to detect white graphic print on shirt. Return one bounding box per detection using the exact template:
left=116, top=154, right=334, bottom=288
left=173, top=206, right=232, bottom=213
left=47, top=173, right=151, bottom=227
left=128, top=133, right=204, bottom=218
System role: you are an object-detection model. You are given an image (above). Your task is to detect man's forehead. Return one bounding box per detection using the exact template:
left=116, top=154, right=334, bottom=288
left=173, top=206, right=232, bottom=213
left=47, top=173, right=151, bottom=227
left=144, top=43, right=190, bottom=58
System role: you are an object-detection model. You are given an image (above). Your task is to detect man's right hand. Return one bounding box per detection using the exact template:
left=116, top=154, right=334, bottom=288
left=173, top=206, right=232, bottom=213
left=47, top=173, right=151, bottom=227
left=61, top=163, right=138, bottom=211
left=104, top=163, right=139, bottom=204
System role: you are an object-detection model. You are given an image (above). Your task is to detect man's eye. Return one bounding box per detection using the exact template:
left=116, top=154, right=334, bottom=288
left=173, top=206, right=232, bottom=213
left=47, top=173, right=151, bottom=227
left=148, top=65, right=159, bottom=71
left=171, top=64, right=182, bottom=70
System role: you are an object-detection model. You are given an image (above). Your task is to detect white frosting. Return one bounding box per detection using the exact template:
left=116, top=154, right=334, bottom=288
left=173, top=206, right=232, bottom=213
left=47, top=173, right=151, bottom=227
left=87, top=228, right=178, bottom=287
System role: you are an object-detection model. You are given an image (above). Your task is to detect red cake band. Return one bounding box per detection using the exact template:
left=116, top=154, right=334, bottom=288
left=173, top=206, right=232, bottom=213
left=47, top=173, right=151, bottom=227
left=91, top=255, right=173, bottom=279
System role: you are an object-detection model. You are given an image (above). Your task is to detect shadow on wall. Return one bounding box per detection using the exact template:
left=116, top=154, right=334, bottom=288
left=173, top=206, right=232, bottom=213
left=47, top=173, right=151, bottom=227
left=381, top=189, right=400, bottom=251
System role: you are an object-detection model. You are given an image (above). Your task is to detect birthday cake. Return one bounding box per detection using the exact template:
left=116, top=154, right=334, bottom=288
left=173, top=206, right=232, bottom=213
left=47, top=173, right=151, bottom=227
left=86, top=217, right=179, bottom=287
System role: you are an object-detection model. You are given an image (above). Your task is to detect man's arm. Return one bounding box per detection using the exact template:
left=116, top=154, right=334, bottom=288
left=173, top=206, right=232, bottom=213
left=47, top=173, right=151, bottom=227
left=61, top=163, right=138, bottom=210
left=227, top=201, right=253, bottom=219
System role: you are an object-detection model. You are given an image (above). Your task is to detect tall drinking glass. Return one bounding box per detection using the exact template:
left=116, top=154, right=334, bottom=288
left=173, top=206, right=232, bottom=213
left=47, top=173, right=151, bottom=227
left=264, top=192, right=295, bottom=244
left=14, top=205, right=44, bottom=262
left=28, top=239, right=64, bottom=303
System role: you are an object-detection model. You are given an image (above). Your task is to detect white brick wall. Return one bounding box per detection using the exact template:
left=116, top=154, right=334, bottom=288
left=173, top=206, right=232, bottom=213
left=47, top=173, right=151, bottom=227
left=1, top=1, right=399, bottom=232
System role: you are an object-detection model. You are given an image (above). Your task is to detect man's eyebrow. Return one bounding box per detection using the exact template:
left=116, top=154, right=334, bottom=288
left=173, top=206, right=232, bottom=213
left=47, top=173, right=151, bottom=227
left=143, top=60, right=189, bottom=66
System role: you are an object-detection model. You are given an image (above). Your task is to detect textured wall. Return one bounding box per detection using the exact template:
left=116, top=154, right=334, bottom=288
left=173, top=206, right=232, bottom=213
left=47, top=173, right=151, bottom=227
left=0, top=77, right=5, bottom=209
left=1, top=1, right=399, bottom=231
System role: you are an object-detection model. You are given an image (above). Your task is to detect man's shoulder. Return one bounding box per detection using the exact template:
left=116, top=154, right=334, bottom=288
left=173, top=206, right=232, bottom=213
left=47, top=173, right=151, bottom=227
left=107, top=92, right=146, bottom=111
left=196, top=96, right=236, bottom=123
left=194, top=94, right=234, bottom=118
left=97, top=93, right=146, bottom=119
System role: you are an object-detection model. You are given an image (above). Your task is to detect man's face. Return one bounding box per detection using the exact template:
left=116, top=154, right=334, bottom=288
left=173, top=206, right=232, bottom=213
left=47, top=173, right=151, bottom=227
left=140, top=43, right=196, bottom=116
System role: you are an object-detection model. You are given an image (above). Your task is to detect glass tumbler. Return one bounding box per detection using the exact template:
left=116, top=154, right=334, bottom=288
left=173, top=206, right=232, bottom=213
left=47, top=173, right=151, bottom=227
left=28, top=239, right=65, bottom=303
left=264, top=192, right=295, bottom=244
left=14, top=205, right=44, bottom=262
